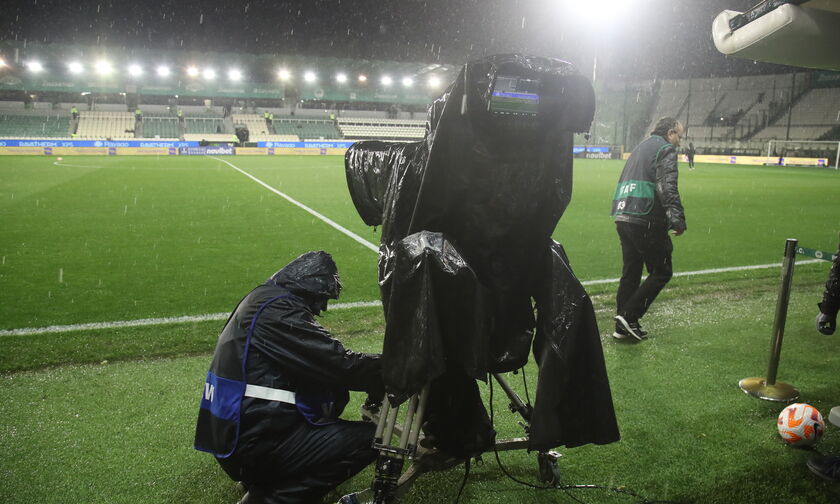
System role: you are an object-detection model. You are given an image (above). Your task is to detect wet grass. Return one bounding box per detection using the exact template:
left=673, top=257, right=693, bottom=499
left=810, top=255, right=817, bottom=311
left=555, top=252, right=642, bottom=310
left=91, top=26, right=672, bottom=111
left=1, top=156, right=839, bottom=503
left=2, top=270, right=839, bottom=504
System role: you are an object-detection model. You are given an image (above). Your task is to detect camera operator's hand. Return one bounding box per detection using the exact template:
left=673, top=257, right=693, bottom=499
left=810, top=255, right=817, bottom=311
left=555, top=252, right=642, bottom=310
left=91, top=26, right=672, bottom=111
left=363, top=392, right=383, bottom=410
left=816, top=311, right=837, bottom=335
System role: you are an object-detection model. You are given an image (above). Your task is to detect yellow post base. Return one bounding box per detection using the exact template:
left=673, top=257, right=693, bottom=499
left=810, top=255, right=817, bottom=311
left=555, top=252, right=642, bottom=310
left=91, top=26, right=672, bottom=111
left=739, top=377, right=799, bottom=402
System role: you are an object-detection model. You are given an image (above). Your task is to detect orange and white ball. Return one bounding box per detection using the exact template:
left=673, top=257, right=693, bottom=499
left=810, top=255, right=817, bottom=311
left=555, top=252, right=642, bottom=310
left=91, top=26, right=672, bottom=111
left=777, top=403, right=824, bottom=446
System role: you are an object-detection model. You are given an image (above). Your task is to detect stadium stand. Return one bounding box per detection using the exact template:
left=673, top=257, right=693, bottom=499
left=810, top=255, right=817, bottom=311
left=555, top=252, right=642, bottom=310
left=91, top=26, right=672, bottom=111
left=0, top=113, right=69, bottom=138
left=336, top=117, right=425, bottom=140
left=75, top=111, right=135, bottom=139
left=142, top=117, right=179, bottom=139
left=228, top=114, right=302, bottom=142
left=273, top=118, right=339, bottom=140
left=752, top=87, right=840, bottom=140
left=0, top=69, right=836, bottom=157
left=186, top=117, right=226, bottom=136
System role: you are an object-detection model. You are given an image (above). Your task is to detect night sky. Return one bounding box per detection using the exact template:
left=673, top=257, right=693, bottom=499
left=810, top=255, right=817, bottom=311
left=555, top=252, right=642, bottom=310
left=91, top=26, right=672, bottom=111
left=0, top=0, right=796, bottom=79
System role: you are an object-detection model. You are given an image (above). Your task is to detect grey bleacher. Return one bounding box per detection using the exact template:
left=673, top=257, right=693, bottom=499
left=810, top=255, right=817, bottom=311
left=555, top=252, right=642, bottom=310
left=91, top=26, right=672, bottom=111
left=142, top=117, right=180, bottom=139
left=336, top=117, right=424, bottom=140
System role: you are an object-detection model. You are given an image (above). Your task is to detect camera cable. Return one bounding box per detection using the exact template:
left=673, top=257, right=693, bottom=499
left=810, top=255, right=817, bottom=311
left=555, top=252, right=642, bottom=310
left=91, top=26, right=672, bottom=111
left=486, top=374, right=680, bottom=504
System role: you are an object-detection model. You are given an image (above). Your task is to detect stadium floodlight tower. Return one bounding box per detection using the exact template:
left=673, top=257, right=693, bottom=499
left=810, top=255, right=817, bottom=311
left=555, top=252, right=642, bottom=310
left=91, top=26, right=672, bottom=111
left=156, top=65, right=170, bottom=77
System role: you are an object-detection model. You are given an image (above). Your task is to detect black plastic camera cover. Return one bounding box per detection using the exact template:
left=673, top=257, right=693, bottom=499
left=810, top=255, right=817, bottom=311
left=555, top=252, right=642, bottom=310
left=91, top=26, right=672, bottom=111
left=345, top=54, right=619, bottom=453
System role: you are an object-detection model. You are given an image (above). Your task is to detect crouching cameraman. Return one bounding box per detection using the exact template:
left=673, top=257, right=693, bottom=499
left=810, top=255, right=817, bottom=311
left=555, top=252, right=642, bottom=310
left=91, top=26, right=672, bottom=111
left=194, top=251, right=383, bottom=504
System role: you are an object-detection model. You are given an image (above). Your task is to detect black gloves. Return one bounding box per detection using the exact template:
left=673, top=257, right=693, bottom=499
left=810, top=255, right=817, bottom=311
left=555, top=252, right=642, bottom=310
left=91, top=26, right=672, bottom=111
left=816, top=304, right=837, bottom=335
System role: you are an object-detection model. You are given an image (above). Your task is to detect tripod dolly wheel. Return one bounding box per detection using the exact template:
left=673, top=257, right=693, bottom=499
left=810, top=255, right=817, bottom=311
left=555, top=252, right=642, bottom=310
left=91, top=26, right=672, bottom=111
left=537, top=451, right=562, bottom=486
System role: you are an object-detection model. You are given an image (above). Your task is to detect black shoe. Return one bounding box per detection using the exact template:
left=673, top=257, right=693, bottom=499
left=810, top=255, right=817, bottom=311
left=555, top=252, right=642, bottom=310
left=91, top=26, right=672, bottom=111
left=614, top=315, right=647, bottom=341
left=807, top=455, right=840, bottom=482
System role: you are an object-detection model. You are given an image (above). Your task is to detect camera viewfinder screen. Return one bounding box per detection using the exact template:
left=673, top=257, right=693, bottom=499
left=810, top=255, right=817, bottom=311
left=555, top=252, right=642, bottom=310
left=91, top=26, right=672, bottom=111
left=490, top=76, right=540, bottom=115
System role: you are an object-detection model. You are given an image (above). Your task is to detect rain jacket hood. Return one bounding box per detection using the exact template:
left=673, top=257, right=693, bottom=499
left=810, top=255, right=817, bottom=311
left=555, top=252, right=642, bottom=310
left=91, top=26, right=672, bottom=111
left=269, top=251, right=342, bottom=300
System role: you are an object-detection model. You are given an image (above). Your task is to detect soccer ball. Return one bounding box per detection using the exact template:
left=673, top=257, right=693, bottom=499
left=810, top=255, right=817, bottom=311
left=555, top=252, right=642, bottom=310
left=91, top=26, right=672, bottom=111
left=777, top=403, right=824, bottom=446
left=57, top=157, right=63, bottom=161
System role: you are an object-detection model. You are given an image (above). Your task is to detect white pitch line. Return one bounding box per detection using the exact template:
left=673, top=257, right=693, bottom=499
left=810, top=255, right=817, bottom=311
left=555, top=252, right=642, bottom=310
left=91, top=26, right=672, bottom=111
left=580, top=258, right=823, bottom=286
left=208, top=156, right=379, bottom=253
left=2, top=259, right=828, bottom=337
left=0, top=301, right=383, bottom=337
left=53, top=161, right=103, bottom=168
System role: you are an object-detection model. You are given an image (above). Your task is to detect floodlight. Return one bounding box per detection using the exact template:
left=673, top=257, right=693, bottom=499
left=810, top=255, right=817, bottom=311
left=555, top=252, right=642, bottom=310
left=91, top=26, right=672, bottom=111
left=67, top=62, right=84, bottom=75
left=277, top=68, right=291, bottom=81
left=94, top=60, right=113, bottom=76
left=381, top=75, right=393, bottom=86
left=128, top=64, right=143, bottom=77
left=187, top=66, right=200, bottom=77
left=303, top=71, right=317, bottom=83
left=428, top=76, right=442, bottom=88
left=402, top=77, right=414, bottom=87
left=228, top=69, right=242, bottom=81
left=566, top=0, right=630, bottom=25
left=358, top=74, right=368, bottom=83
left=156, top=65, right=171, bottom=77
left=27, top=61, right=44, bottom=73
left=0, top=59, right=6, bottom=68
left=336, top=73, right=348, bottom=83
left=203, top=68, right=216, bottom=80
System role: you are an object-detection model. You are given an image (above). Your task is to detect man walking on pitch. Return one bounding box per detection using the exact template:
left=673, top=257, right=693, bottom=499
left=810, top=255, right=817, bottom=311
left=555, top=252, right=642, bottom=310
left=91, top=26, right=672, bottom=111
left=610, top=117, right=687, bottom=341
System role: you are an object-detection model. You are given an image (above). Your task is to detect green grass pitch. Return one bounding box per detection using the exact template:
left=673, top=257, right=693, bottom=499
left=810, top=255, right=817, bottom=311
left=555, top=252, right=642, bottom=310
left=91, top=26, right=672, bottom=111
left=1, top=155, right=839, bottom=503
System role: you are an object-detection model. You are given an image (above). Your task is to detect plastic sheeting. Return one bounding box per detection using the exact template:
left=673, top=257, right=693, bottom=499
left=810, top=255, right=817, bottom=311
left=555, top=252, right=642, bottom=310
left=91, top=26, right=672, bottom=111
left=345, top=54, right=619, bottom=453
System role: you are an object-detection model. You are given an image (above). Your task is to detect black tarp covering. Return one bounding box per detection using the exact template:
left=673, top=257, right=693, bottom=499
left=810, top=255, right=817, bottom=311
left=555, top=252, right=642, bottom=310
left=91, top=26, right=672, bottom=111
left=345, top=54, right=619, bottom=453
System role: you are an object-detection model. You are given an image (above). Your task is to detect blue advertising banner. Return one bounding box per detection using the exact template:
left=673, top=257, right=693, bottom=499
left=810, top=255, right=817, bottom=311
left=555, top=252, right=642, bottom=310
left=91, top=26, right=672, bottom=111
left=0, top=139, right=198, bottom=148
left=257, top=141, right=357, bottom=148
left=572, top=146, right=610, bottom=153
left=178, top=146, right=235, bottom=155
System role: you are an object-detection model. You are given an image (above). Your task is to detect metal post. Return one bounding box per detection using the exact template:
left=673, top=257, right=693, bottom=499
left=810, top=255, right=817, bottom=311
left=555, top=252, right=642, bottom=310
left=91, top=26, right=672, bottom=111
left=766, top=238, right=798, bottom=384
left=739, top=238, right=800, bottom=402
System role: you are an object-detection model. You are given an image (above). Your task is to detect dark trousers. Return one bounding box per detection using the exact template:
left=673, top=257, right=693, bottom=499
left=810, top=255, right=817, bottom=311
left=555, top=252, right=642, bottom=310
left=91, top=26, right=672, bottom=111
left=217, top=419, right=377, bottom=504
left=615, top=221, right=673, bottom=323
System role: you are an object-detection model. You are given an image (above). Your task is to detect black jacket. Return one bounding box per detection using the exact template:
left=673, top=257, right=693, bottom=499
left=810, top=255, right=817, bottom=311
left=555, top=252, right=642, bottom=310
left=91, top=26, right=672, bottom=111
left=194, top=255, right=382, bottom=458
left=612, top=135, right=686, bottom=231
left=820, top=245, right=840, bottom=316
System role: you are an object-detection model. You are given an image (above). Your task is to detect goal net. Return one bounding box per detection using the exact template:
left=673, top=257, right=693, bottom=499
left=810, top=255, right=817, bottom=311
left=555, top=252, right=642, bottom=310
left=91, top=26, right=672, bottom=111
left=765, top=139, right=840, bottom=169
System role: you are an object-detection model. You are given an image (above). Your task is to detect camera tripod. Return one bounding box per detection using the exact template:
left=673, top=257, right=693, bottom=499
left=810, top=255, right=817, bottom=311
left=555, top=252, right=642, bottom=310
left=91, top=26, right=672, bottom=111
left=339, top=372, right=562, bottom=503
